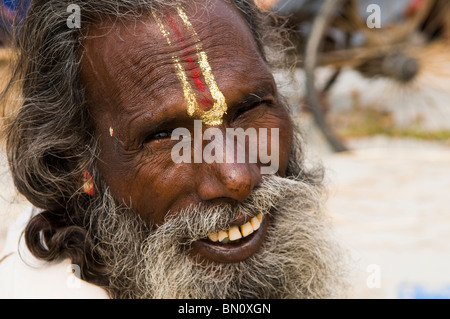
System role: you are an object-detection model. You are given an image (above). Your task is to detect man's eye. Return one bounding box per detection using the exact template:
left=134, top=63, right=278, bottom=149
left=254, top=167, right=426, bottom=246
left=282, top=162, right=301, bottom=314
left=145, top=130, right=172, bottom=142
left=232, top=101, right=269, bottom=122
left=232, top=104, right=257, bottom=121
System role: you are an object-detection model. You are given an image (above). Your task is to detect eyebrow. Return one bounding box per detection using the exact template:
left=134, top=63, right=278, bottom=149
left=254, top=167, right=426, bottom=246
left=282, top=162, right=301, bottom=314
left=137, top=91, right=268, bottom=130
left=232, top=92, right=265, bottom=109
left=126, top=81, right=276, bottom=146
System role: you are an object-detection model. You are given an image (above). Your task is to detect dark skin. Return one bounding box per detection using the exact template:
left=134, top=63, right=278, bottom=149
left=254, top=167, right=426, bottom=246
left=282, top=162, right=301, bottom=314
left=81, top=1, right=293, bottom=263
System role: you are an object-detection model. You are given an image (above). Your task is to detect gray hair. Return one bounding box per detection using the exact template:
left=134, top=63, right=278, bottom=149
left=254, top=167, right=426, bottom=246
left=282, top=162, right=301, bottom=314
left=1, top=0, right=301, bottom=291
left=3, top=0, right=290, bottom=210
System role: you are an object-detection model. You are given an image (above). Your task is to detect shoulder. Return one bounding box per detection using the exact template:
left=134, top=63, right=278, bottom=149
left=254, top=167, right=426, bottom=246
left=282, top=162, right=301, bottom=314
left=0, top=206, right=110, bottom=299
left=0, top=253, right=110, bottom=299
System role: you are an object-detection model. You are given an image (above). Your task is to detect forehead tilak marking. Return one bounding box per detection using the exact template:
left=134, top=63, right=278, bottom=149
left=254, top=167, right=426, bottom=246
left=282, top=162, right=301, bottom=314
left=152, top=7, right=228, bottom=126
left=165, top=14, right=208, bottom=97
left=152, top=11, right=198, bottom=119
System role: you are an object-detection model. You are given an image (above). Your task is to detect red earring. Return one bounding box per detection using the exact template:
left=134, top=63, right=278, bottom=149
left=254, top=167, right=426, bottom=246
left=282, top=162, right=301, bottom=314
left=82, top=170, right=95, bottom=196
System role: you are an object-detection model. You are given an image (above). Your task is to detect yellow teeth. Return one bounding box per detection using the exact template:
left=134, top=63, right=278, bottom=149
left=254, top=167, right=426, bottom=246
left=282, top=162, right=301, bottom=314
left=256, top=213, right=263, bottom=223
left=240, top=222, right=254, bottom=238
left=207, top=232, right=218, bottom=242
left=207, top=213, right=264, bottom=243
left=228, top=226, right=242, bottom=241
left=218, top=230, right=228, bottom=242
left=250, top=216, right=261, bottom=231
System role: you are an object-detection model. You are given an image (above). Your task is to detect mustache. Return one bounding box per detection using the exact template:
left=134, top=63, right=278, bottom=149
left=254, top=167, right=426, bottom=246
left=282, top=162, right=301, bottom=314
left=150, top=174, right=322, bottom=245
left=91, top=166, right=344, bottom=299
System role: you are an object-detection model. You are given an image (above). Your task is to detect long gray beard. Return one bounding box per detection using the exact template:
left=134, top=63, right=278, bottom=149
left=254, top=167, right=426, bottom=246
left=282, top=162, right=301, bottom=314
left=89, top=174, right=346, bottom=299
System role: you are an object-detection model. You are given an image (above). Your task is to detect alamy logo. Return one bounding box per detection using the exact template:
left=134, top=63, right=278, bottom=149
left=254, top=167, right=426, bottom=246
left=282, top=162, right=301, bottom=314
left=366, top=264, right=381, bottom=288
left=66, top=264, right=81, bottom=289
left=67, top=4, right=81, bottom=29
left=366, top=4, right=382, bottom=29
left=171, top=120, right=279, bottom=174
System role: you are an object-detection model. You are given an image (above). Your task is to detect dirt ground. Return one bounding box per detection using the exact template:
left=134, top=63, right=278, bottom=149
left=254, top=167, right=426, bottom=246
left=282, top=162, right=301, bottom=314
left=306, top=132, right=450, bottom=299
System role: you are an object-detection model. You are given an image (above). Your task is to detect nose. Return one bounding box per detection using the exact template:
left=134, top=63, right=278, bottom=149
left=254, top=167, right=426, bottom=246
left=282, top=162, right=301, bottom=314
left=196, top=161, right=261, bottom=203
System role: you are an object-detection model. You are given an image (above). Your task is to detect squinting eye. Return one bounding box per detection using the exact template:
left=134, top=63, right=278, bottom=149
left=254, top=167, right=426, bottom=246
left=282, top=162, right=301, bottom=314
left=145, top=130, right=172, bottom=143
left=154, top=131, right=170, bottom=139
left=232, top=102, right=265, bottom=122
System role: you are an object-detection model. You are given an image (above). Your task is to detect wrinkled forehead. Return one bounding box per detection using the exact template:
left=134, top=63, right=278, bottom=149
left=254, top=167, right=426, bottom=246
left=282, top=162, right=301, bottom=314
left=80, top=0, right=266, bottom=115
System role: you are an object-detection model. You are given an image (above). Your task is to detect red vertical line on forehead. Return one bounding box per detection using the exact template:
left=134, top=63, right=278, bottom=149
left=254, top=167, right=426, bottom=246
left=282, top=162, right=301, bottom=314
left=152, top=11, right=199, bottom=117
left=166, top=13, right=207, bottom=94
left=176, top=6, right=228, bottom=126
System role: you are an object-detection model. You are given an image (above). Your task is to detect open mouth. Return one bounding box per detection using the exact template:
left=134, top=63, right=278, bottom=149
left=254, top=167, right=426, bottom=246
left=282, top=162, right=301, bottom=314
left=190, top=213, right=269, bottom=263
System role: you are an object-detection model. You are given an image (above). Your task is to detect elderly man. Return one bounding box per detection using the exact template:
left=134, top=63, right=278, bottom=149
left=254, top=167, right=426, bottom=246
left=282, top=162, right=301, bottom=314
left=0, top=0, right=345, bottom=299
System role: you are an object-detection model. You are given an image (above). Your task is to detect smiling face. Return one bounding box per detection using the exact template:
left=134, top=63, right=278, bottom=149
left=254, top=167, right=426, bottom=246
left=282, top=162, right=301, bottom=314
left=81, top=1, right=293, bottom=264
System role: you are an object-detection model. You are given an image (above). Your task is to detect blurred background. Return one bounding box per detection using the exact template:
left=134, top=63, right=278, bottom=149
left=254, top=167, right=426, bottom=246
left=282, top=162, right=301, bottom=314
left=1, top=0, right=450, bottom=298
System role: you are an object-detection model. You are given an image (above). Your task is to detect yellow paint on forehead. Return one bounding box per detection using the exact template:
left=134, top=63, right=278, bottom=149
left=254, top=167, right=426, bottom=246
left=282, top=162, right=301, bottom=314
left=152, top=12, right=199, bottom=118
left=152, top=8, right=228, bottom=126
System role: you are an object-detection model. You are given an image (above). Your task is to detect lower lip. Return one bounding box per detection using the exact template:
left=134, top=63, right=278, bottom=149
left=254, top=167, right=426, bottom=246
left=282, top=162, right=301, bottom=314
left=189, top=215, right=269, bottom=263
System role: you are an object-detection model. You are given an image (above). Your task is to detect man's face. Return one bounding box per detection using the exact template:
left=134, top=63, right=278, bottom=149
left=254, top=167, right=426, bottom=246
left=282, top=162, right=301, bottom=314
left=81, top=1, right=293, bottom=264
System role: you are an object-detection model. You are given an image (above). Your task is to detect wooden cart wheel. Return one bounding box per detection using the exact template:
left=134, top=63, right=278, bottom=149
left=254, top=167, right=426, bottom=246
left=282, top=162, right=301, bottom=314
left=303, top=0, right=439, bottom=152
left=304, top=0, right=348, bottom=152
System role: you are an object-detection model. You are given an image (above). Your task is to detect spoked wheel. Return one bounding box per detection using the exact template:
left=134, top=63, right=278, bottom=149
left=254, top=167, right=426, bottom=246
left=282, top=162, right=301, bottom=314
left=303, top=0, right=442, bottom=152
left=304, top=0, right=348, bottom=152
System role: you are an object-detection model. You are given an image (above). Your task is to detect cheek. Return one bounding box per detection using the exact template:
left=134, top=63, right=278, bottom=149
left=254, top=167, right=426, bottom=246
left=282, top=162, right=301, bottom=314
left=127, top=161, right=190, bottom=224
left=97, top=142, right=198, bottom=226
left=270, top=118, right=293, bottom=177
left=255, top=109, right=293, bottom=177
left=277, top=121, right=293, bottom=176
